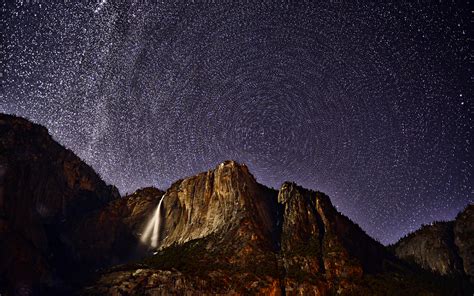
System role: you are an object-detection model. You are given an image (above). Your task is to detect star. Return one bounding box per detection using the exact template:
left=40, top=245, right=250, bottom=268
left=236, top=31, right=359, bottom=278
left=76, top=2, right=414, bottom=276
left=2, top=1, right=471, bottom=245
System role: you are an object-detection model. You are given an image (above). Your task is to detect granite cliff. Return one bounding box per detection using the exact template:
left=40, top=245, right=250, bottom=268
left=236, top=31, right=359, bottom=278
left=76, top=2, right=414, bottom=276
left=85, top=163, right=467, bottom=295
left=393, top=205, right=474, bottom=285
left=0, top=114, right=472, bottom=295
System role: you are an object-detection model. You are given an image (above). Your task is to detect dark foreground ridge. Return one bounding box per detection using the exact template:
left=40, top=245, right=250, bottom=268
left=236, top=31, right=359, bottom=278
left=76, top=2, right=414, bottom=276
left=0, top=114, right=472, bottom=295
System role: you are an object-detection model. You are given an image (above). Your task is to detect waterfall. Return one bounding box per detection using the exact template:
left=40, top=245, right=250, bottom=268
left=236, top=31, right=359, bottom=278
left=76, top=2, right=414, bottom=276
left=141, top=194, right=166, bottom=248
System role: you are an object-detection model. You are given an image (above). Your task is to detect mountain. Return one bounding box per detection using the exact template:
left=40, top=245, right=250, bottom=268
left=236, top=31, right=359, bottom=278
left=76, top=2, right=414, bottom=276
left=89, top=162, right=397, bottom=294
left=0, top=114, right=125, bottom=294
left=0, top=114, right=472, bottom=295
left=392, top=205, right=474, bottom=284
left=85, top=163, right=468, bottom=295
left=70, top=187, right=164, bottom=269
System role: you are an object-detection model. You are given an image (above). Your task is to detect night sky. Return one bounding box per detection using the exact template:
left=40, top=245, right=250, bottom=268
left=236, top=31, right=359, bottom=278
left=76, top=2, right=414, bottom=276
left=2, top=1, right=472, bottom=245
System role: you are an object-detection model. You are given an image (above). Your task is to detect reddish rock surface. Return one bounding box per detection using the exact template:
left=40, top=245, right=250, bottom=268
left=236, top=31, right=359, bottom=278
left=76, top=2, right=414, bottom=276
left=85, top=163, right=459, bottom=295
left=1, top=114, right=471, bottom=295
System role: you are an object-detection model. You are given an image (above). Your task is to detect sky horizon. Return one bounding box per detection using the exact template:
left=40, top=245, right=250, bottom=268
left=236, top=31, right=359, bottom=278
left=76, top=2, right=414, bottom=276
left=2, top=1, right=472, bottom=245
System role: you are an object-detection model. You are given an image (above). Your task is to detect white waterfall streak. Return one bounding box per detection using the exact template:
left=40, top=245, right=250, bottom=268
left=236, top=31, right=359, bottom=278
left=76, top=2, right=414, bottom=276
left=140, top=194, right=166, bottom=248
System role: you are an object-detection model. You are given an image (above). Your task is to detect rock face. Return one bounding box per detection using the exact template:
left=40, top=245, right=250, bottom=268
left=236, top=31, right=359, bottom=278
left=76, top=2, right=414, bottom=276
left=393, top=205, right=474, bottom=284
left=393, top=222, right=463, bottom=275
left=158, top=160, right=279, bottom=257
left=0, top=114, right=121, bottom=293
left=454, top=205, right=474, bottom=283
left=71, top=187, right=164, bottom=268
left=278, top=182, right=392, bottom=293
left=86, top=163, right=458, bottom=295
left=1, top=114, right=472, bottom=295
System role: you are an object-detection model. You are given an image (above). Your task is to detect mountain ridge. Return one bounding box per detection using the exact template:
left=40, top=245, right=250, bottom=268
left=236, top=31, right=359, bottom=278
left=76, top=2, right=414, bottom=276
left=392, top=204, right=474, bottom=284
left=0, top=114, right=472, bottom=295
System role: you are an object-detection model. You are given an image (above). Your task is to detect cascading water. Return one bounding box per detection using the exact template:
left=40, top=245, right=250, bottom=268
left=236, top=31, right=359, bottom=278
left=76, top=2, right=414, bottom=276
left=141, top=194, right=166, bottom=248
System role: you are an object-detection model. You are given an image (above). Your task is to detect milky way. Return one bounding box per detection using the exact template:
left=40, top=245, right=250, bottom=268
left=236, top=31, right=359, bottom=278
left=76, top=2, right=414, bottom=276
left=1, top=1, right=472, bottom=244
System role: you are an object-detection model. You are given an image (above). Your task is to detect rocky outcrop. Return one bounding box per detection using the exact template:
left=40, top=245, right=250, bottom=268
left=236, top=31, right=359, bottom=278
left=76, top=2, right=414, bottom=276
left=84, top=163, right=453, bottom=295
left=71, top=187, right=164, bottom=268
left=1, top=114, right=470, bottom=295
left=0, top=114, right=120, bottom=294
left=85, top=161, right=284, bottom=295
left=393, top=204, right=473, bottom=284
left=278, top=182, right=393, bottom=293
left=158, top=160, right=279, bottom=254
left=454, top=205, right=474, bottom=283
left=393, top=222, right=463, bottom=275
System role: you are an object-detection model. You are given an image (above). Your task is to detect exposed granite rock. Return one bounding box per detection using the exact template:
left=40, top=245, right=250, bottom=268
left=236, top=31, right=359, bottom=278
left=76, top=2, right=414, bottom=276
left=161, top=161, right=277, bottom=247
left=454, top=205, right=474, bottom=283
left=158, top=161, right=279, bottom=255
left=1, top=114, right=470, bottom=295
left=278, top=182, right=393, bottom=293
left=71, top=187, right=164, bottom=268
left=0, top=114, right=120, bottom=293
left=84, top=164, right=452, bottom=295
left=393, top=204, right=473, bottom=285
left=393, top=221, right=463, bottom=276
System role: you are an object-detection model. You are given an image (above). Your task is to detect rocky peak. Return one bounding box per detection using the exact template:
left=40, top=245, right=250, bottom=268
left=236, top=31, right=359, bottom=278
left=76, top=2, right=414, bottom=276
left=92, top=170, right=402, bottom=294
left=88, top=172, right=456, bottom=295
left=278, top=182, right=323, bottom=253
left=0, top=114, right=120, bottom=293
left=157, top=160, right=278, bottom=252
left=393, top=221, right=462, bottom=275
left=2, top=115, right=471, bottom=295
left=0, top=114, right=119, bottom=221
left=393, top=204, right=473, bottom=284
left=278, top=182, right=392, bottom=283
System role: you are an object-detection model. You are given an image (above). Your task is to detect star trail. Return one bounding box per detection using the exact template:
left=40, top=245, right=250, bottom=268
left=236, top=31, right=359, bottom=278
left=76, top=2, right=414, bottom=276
left=1, top=1, right=472, bottom=244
